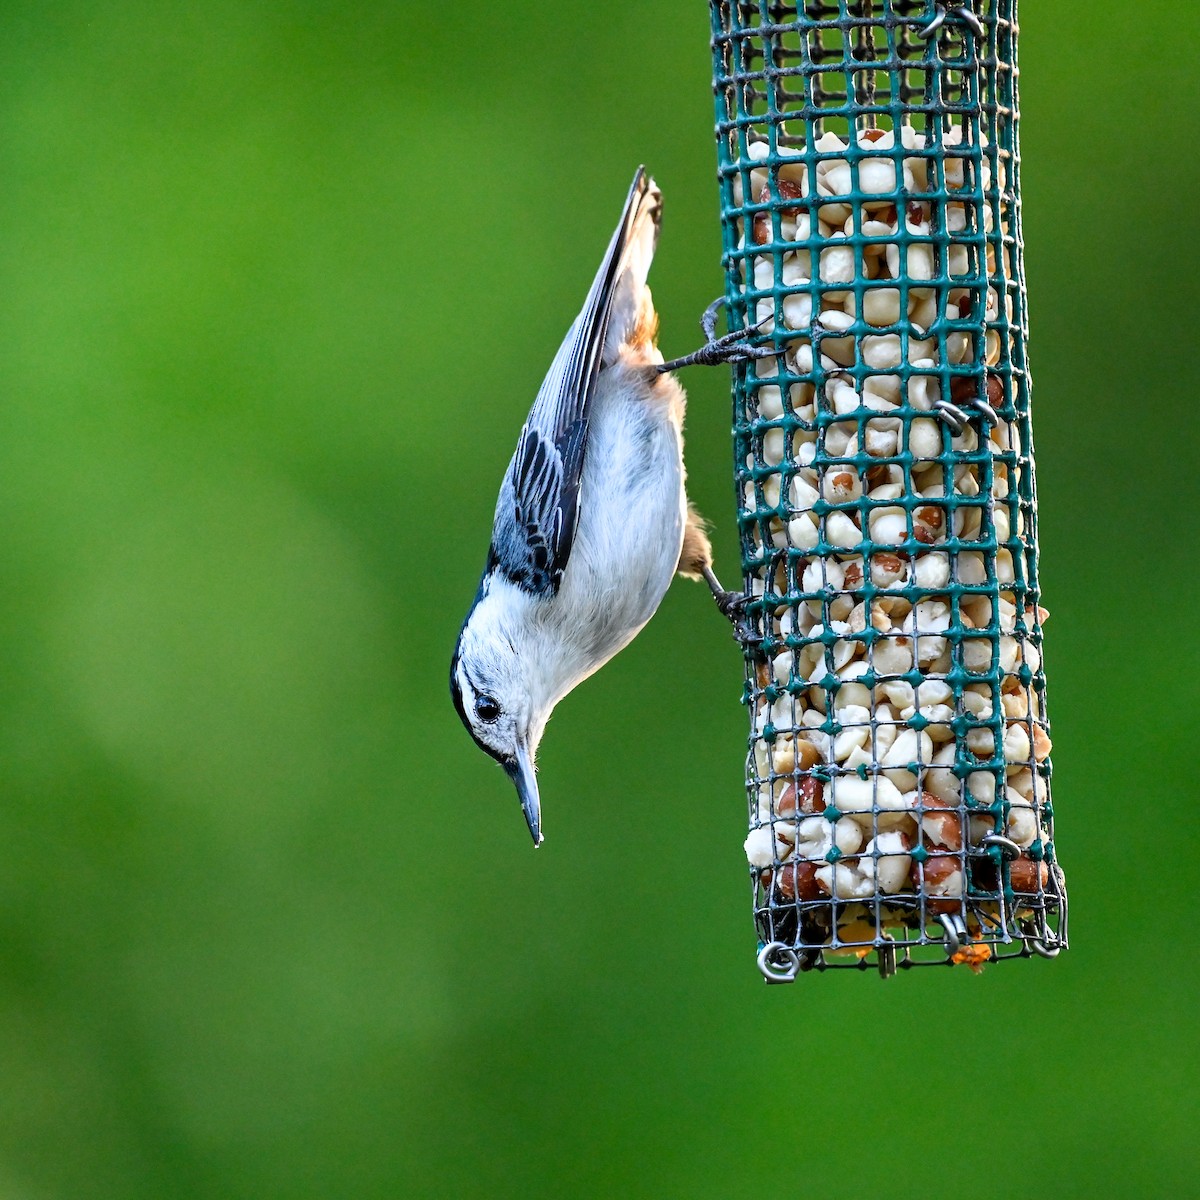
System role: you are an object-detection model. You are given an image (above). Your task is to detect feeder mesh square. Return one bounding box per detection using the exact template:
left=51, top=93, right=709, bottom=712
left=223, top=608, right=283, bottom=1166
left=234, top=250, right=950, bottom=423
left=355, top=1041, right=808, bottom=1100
left=710, top=0, right=1067, bottom=976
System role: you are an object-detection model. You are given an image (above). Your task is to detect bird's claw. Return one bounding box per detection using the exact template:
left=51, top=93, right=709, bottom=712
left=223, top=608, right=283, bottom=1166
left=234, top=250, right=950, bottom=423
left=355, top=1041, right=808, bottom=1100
left=722, top=600, right=762, bottom=650
left=657, top=299, right=772, bottom=373
left=702, top=326, right=776, bottom=365
left=713, top=586, right=746, bottom=619
left=702, top=567, right=763, bottom=650
left=699, top=295, right=725, bottom=343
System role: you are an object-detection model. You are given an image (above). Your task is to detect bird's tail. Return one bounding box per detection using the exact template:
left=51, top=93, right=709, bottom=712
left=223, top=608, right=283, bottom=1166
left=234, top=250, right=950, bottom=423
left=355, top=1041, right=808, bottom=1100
left=602, top=167, right=663, bottom=364
left=529, top=168, right=662, bottom=438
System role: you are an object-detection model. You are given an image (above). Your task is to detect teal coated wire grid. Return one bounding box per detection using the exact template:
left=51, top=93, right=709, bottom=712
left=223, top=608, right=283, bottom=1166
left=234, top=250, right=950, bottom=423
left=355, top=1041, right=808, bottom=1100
left=710, top=0, right=1067, bottom=980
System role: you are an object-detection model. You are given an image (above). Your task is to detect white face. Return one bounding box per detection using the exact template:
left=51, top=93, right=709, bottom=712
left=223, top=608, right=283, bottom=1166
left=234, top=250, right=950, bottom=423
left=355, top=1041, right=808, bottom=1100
left=449, top=580, right=553, bottom=844
left=449, top=643, right=522, bottom=769
left=450, top=629, right=545, bottom=845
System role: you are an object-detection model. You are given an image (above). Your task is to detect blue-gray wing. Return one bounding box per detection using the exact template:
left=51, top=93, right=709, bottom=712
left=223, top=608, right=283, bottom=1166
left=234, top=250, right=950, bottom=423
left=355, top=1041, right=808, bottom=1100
left=489, top=419, right=586, bottom=594
left=488, top=167, right=659, bottom=596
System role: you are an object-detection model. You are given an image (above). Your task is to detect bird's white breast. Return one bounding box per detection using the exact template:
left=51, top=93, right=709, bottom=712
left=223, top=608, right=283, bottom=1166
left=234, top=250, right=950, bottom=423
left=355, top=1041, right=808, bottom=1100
left=538, top=361, right=687, bottom=701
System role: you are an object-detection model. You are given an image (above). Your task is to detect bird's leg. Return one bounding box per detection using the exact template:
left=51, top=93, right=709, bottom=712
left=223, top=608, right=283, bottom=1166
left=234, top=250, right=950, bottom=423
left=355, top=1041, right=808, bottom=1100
left=702, top=565, right=761, bottom=650
left=657, top=298, right=774, bottom=373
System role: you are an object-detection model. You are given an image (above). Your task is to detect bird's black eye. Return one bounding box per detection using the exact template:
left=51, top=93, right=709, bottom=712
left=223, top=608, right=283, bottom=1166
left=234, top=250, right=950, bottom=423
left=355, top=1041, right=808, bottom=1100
left=475, top=695, right=501, bottom=724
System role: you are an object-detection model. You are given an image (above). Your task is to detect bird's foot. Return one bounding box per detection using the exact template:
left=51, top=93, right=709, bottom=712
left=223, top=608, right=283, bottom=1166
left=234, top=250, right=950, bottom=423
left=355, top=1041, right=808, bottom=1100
left=657, top=298, right=773, bottom=374
left=702, top=566, right=762, bottom=649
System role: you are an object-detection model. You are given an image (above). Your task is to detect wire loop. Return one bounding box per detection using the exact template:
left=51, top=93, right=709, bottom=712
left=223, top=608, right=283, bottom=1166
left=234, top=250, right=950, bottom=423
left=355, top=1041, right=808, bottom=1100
left=918, top=3, right=986, bottom=40
left=757, top=941, right=800, bottom=984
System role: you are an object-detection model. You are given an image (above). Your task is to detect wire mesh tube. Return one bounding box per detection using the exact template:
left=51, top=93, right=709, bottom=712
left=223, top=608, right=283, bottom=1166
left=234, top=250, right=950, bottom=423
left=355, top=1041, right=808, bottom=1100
left=710, top=0, right=1067, bottom=979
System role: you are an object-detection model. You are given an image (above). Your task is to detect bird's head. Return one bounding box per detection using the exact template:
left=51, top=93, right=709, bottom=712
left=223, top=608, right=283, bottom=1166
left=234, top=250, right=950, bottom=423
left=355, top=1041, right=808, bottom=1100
left=450, top=596, right=548, bottom=846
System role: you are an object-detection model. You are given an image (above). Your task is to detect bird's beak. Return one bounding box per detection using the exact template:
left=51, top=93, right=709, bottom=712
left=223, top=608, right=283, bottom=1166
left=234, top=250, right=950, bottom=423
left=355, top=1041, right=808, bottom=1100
left=506, top=746, right=542, bottom=847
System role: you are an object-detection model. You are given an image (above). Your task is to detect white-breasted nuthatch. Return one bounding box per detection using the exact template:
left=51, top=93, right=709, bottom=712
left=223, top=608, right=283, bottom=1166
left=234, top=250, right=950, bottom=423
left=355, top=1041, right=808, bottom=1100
left=450, top=167, right=762, bottom=846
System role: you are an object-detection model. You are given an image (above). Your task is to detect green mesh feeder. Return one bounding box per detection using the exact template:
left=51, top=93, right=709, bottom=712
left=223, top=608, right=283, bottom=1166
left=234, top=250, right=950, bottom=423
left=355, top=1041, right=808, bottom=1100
left=710, top=0, right=1067, bottom=980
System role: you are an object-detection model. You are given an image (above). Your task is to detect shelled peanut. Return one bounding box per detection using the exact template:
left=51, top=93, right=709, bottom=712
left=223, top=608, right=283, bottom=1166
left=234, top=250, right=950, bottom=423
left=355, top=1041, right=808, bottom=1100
left=735, top=124, right=1054, bottom=950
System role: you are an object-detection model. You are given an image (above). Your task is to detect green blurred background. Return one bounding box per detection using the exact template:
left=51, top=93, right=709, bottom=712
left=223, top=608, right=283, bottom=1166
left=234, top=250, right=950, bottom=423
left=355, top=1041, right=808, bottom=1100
left=0, top=3, right=1195, bottom=1197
